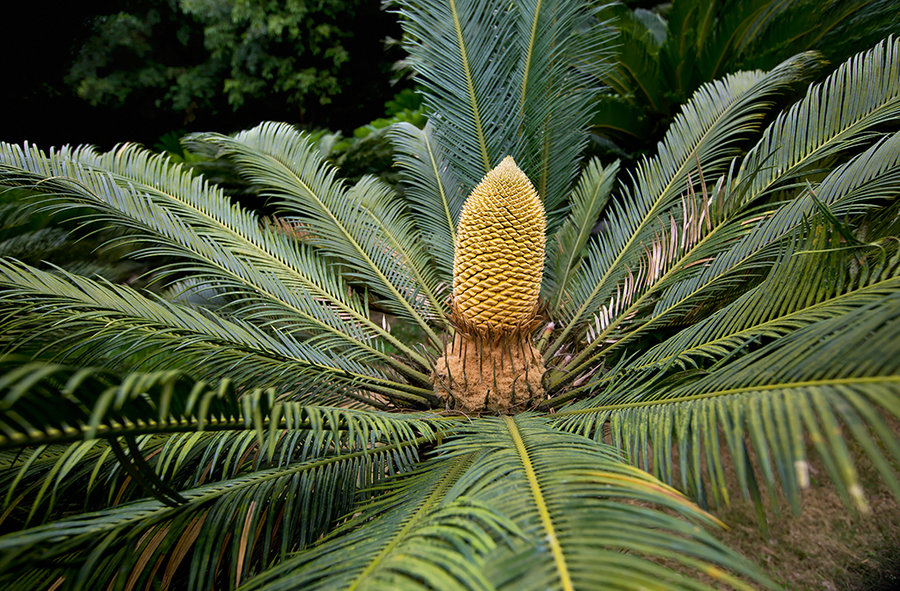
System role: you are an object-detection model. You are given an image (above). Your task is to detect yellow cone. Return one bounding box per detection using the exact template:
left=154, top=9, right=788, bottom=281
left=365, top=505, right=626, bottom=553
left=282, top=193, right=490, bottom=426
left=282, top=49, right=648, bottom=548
left=453, top=156, right=546, bottom=333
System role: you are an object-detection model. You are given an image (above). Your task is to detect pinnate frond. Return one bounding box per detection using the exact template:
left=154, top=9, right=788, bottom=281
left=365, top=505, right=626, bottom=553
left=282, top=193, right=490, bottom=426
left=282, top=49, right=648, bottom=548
left=549, top=39, right=900, bottom=386
left=0, top=142, right=432, bottom=380
left=0, top=437, right=423, bottom=590
left=556, top=285, right=900, bottom=512
left=242, top=454, right=511, bottom=591
left=545, top=157, right=620, bottom=309
left=190, top=122, right=447, bottom=344
left=388, top=121, right=465, bottom=285
left=439, top=416, right=775, bottom=590
left=0, top=259, right=436, bottom=407
left=547, top=50, right=824, bottom=359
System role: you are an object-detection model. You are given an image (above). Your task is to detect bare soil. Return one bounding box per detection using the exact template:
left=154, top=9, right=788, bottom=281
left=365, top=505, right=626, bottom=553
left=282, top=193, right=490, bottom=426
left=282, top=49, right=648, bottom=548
left=709, top=434, right=900, bottom=590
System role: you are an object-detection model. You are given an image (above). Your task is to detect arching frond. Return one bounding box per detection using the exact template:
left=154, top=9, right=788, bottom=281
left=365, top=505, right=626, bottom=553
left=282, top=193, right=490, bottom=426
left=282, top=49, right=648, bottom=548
left=548, top=38, right=900, bottom=387
left=389, top=121, right=465, bottom=285
left=636, top=129, right=900, bottom=354
left=0, top=356, right=441, bottom=450
left=393, top=0, right=615, bottom=214
left=190, top=123, right=447, bottom=344
left=515, top=0, right=617, bottom=216
left=0, top=193, right=139, bottom=282
left=623, top=230, right=900, bottom=376
left=0, top=260, right=435, bottom=407
left=733, top=36, right=900, bottom=207
left=0, top=438, right=423, bottom=591
left=241, top=454, right=511, bottom=591
left=438, top=416, right=775, bottom=590
left=546, top=50, right=824, bottom=360
left=0, top=358, right=436, bottom=590
left=0, top=143, right=432, bottom=380
left=556, top=288, right=900, bottom=512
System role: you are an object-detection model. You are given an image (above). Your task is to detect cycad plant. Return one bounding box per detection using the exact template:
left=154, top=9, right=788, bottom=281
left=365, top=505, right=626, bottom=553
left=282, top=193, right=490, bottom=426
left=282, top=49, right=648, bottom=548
left=0, top=0, right=899, bottom=588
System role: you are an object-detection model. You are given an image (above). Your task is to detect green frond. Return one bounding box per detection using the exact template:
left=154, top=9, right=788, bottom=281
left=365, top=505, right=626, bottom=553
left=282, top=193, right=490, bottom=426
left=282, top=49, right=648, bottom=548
left=734, top=36, right=900, bottom=207
left=389, top=121, right=465, bottom=285
left=545, top=158, right=620, bottom=310
left=0, top=355, right=441, bottom=450
left=0, top=142, right=431, bottom=382
left=515, top=0, right=617, bottom=216
left=0, top=260, right=435, bottom=407
left=548, top=40, right=900, bottom=386
left=391, top=0, right=520, bottom=184
left=637, top=128, right=900, bottom=354
left=438, top=416, right=775, bottom=590
left=0, top=193, right=139, bottom=282
left=394, top=0, right=615, bottom=213
left=556, top=288, right=900, bottom=512
left=189, top=122, right=447, bottom=345
left=546, top=50, right=824, bottom=360
left=242, top=454, right=511, bottom=591
left=2, top=3, right=899, bottom=589
left=622, top=229, right=900, bottom=377
left=0, top=438, right=423, bottom=590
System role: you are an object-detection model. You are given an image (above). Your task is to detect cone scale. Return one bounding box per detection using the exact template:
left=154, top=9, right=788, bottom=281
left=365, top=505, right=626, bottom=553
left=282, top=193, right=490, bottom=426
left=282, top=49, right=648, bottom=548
left=434, top=157, right=546, bottom=413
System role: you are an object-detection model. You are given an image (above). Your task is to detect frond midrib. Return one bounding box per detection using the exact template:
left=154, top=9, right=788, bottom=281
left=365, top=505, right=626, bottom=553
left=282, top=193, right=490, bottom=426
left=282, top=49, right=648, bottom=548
left=249, top=148, right=444, bottom=351
left=556, top=375, right=900, bottom=417
left=344, top=452, right=474, bottom=591
left=0, top=266, right=434, bottom=406
left=625, top=274, right=900, bottom=378
left=550, top=161, right=619, bottom=310
left=363, top=209, right=448, bottom=331
left=112, top=167, right=433, bottom=380
left=449, top=0, right=491, bottom=173
left=0, top=410, right=442, bottom=450
left=503, top=416, right=573, bottom=591
left=424, top=129, right=457, bottom=246
left=518, top=0, right=543, bottom=110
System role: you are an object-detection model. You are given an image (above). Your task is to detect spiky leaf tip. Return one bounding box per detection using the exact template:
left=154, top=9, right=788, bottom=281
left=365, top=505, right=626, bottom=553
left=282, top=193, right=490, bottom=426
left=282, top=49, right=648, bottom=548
left=453, top=156, right=546, bottom=333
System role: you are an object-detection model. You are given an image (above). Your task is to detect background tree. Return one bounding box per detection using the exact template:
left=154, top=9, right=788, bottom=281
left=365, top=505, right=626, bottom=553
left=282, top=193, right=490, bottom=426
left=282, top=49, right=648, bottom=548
left=3, top=0, right=404, bottom=148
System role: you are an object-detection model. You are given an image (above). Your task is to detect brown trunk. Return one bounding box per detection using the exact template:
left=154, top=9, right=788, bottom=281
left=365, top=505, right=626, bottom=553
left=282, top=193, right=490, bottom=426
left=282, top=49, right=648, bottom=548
left=433, top=331, right=545, bottom=414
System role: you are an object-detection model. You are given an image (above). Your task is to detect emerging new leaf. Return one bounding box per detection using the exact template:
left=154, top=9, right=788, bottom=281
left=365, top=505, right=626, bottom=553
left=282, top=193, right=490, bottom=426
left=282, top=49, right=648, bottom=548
left=453, top=156, right=546, bottom=333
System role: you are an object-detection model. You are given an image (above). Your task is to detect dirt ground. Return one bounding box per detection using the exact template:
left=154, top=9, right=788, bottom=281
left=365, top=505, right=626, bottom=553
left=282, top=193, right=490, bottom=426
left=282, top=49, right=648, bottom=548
left=712, top=446, right=900, bottom=590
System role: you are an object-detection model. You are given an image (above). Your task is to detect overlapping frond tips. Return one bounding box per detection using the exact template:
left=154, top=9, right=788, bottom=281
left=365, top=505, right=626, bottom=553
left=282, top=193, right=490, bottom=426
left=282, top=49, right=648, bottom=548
left=392, top=0, right=520, bottom=186
left=515, top=0, right=617, bottom=218
left=546, top=40, right=900, bottom=390
left=626, top=229, right=900, bottom=377
left=640, top=128, right=900, bottom=355
left=0, top=141, right=432, bottom=383
left=190, top=122, right=447, bottom=346
left=545, top=50, right=825, bottom=360
left=734, top=36, right=900, bottom=206
left=0, top=356, right=442, bottom=449
left=0, top=259, right=435, bottom=407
